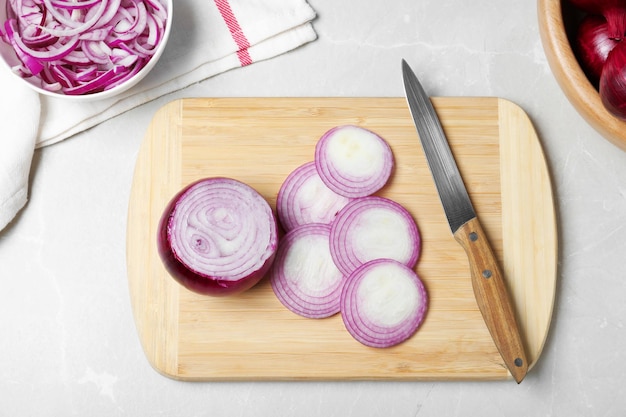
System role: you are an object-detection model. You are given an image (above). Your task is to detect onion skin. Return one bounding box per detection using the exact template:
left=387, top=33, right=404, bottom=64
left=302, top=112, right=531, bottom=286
left=600, top=41, right=626, bottom=119
left=575, top=15, right=621, bottom=85
left=158, top=239, right=274, bottom=296
left=157, top=178, right=278, bottom=297
left=568, top=0, right=626, bottom=40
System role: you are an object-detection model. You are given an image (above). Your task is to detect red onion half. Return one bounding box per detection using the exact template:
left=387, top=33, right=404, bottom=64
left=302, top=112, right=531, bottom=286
left=276, top=161, right=353, bottom=232
left=315, top=125, right=394, bottom=198
left=575, top=15, right=621, bottom=84
left=270, top=223, right=345, bottom=318
left=330, top=196, right=421, bottom=277
left=340, top=259, right=428, bottom=348
left=157, top=178, right=278, bottom=297
left=600, top=41, right=626, bottom=119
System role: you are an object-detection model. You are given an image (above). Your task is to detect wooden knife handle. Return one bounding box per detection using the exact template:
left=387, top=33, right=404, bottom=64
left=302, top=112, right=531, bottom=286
left=454, top=217, right=528, bottom=383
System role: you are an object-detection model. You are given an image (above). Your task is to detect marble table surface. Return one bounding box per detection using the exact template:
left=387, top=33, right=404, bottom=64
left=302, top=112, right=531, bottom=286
left=2, top=0, right=626, bottom=415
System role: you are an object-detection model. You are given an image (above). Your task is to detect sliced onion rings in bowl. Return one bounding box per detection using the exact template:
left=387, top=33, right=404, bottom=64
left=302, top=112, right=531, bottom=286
left=0, top=0, right=172, bottom=100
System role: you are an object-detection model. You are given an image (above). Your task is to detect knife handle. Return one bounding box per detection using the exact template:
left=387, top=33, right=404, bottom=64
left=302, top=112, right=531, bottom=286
left=453, top=217, right=528, bottom=383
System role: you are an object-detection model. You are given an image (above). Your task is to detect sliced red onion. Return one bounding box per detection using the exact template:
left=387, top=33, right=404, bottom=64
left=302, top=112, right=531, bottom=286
left=276, top=161, right=353, bottom=232
left=1, top=0, right=169, bottom=95
left=3, top=19, right=44, bottom=74
left=157, top=178, right=279, bottom=297
left=330, top=196, right=421, bottom=277
left=50, top=0, right=103, bottom=10
left=340, top=259, right=427, bottom=348
left=41, top=0, right=109, bottom=35
left=270, top=223, right=346, bottom=318
left=315, top=125, right=394, bottom=198
left=61, top=65, right=118, bottom=94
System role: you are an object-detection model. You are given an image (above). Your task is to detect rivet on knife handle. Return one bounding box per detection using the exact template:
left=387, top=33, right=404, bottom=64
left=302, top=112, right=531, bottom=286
left=454, top=218, right=528, bottom=383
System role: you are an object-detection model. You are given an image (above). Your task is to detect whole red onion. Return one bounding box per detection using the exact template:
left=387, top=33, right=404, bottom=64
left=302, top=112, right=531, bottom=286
left=569, top=0, right=626, bottom=40
left=575, top=15, right=621, bottom=84
left=600, top=41, right=626, bottom=120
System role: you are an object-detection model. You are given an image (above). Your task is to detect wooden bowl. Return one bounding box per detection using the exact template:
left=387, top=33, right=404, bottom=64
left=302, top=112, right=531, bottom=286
left=538, top=0, right=626, bottom=151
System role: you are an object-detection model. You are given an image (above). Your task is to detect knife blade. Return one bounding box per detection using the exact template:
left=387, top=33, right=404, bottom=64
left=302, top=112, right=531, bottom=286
left=401, top=59, right=528, bottom=383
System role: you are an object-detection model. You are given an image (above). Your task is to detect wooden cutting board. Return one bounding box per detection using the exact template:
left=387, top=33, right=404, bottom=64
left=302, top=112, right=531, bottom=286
left=126, top=97, right=557, bottom=381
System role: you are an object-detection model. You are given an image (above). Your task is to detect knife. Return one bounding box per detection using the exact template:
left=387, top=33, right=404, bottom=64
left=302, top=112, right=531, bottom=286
left=401, top=59, right=528, bottom=383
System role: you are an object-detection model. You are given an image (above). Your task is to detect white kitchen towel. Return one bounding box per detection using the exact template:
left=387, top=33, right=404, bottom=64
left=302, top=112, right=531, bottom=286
left=0, top=72, right=40, bottom=231
left=0, top=0, right=317, bottom=231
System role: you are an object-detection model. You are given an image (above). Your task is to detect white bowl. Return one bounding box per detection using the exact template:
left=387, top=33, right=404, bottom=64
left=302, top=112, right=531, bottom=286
left=0, top=0, right=172, bottom=101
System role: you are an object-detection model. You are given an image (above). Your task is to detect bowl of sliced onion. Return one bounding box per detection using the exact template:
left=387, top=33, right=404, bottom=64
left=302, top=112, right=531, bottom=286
left=0, top=0, right=172, bottom=100
left=538, top=0, right=626, bottom=151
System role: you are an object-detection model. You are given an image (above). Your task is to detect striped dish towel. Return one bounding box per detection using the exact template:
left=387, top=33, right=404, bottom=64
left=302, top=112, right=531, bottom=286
left=0, top=0, right=317, bottom=231
left=39, top=0, right=317, bottom=147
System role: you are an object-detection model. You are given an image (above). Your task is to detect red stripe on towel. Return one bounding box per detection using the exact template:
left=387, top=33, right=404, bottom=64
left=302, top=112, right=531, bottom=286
left=214, top=0, right=253, bottom=66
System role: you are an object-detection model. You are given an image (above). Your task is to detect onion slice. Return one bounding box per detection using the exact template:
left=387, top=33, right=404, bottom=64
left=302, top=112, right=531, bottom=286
left=157, top=177, right=278, bottom=296
left=276, top=161, right=353, bottom=232
left=270, top=223, right=346, bottom=318
left=340, top=259, right=428, bottom=348
left=315, top=125, right=394, bottom=198
left=330, top=196, right=421, bottom=277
